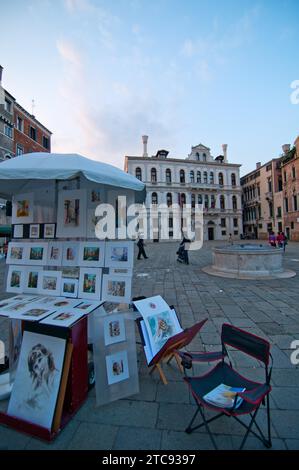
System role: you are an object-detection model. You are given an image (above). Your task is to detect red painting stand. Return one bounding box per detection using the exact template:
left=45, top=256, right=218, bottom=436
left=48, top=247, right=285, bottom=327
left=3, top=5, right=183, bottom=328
left=0, top=315, right=88, bottom=441
left=138, top=317, right=208, bottom=385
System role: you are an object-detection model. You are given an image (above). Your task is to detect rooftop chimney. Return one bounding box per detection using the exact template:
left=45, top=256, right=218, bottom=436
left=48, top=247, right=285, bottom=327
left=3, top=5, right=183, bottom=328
left=222, top=144, right=228, bottom=163
left=0, top=66, right=3, bottom=85
left=282, top=144, right=290, bottom=155
left=142, top=135, right=148, bottom=157
left=256, top=162, right=261, bottom=169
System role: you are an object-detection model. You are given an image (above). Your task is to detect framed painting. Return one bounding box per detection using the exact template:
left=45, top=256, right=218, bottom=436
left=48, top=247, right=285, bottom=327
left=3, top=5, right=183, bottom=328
left=62, top=267, right=80, bottom=279
left=47, top=242, right=63, bottom=266
left=28, top=243, right=48, bottom=266
left=43, top=223, right=56, bottom=239
left=56, top=189, right=87, bottom=238
left=62, top=242, right=80, bottom=267
left=29, top=224, right=40, bottom=239
left=88, top=188, right=102, bottom=206
left=7, top=330, right=66, bottom=430
left=12, top=192, right=34, bottom=225
left=104, top=314, right=126, bottom=346
left=6, top=242, right=27, bottom=265
left=78, top=268, right=102, bottom=300
left=104, top=241, right=134, bottom=269
left=6, top=266, right=26, bottom=294
left=86, top=208, right=100, bottom=239
left=105, top=350, right=129, bottom=386
left=60, top=278, right=78, bottom=298
left=38, top=270, right=62, bottom=296
left=13, top=225, right=24, bottom=239
left=10, top=304, right=56, bottom=321
left=24, top=266, right=43, bottom=294
left=78, top=241, right=105, bottom=267
left=102, top=274, right=132, bottom=304
left=40, top=309, right=85, bottom=327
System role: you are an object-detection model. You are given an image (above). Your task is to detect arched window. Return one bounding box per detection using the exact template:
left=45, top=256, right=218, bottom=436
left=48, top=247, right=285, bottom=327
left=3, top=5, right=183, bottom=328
left=211, top=195, right=216, bottom=208
left=191, top=193, right=195, bottom=208
left=152, top=192, right=158, bottom=205
left=166, top=168, right=171, bottom=183
left=196, top=152, right=200, bottom=160
left=220, top=195, right=225, bottom=210
left=180, top=193, right=186, bottom=206
left=198, top=194, right=202, bottom=205
left=218, top=172, right=224, bottom=185
left=166, top=192, right=172, bottom=207
left=210, top=171, right=214, bottom=184
left=203, top=153, right=207, bottom=162
left=190, top=170, right=194, bottom=183
left=197, top=171, right=201, bottom=183
left=180, top=169, right=185, bottom=183
left=135, top=167, right=142, bottom=180
left=232, top=195, right=237, bottom=210
left=204, top=195, right=209, bottom=209
left=203, top=171, right=208, bottom=184
left=151, top=168, right=157, bottom=183
left=231, top=173, right=236, bottom=186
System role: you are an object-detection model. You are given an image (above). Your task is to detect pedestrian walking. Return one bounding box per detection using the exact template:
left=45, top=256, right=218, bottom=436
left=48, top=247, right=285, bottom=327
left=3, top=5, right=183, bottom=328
left=137, top=236, right=148, bottom=260
left=277, top=232, right=284, bottom=248
left=282, top=232, right=288, bottom=252
left=176, top=235, right=190, bottom=265
left=228, top=233, right=234, bottom=245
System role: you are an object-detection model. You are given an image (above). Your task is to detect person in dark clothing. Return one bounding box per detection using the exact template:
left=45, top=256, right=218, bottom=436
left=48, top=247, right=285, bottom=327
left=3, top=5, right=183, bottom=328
left=177, top=236, right=190, bottom=264
left=137, top=237, right=148, bottom=260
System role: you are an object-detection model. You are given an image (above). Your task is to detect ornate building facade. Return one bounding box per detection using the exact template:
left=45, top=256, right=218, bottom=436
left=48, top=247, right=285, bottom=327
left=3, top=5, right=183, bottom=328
left=125, top=137, right=242, bottom=241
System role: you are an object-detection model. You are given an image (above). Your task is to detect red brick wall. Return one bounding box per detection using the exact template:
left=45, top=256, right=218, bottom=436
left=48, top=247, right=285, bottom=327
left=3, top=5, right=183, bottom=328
left=14, top=108, right=51, bottom=155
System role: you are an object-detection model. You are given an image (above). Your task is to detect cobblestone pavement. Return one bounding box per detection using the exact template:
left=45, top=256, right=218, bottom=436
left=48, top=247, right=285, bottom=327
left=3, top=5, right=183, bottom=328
left=0, top=241, right=299, bottom=450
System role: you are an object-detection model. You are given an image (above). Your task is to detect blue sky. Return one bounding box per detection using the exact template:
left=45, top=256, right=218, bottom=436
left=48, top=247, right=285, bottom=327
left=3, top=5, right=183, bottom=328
left=1, top=0, right=298, bottom=174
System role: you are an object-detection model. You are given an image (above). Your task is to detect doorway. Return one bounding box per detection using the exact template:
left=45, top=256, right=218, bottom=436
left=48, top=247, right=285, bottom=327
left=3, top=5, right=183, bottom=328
left=208, top=227, right=214, bottom=240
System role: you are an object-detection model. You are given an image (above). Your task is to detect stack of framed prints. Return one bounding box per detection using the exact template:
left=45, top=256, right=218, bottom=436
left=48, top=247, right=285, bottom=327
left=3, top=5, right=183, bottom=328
left=0, top=317, right=88, bottom=441
left=92, top=310, right=139, bottom=406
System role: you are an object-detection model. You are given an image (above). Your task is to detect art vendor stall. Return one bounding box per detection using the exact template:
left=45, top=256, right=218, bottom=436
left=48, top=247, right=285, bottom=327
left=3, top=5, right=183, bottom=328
left=0, top=152, right=144, bottom=440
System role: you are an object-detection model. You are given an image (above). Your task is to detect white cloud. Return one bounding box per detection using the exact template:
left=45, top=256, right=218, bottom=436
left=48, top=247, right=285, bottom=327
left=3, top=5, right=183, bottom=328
left=56, top=39, right=82, bottom=68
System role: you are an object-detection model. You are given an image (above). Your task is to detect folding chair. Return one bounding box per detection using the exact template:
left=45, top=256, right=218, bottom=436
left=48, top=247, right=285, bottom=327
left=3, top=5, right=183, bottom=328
left=180, top=323, right=273, bottom=450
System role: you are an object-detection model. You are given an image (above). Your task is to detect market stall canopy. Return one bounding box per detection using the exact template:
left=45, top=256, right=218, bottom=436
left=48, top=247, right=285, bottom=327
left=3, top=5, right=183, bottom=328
left=0, top=153, right=145, bottom=198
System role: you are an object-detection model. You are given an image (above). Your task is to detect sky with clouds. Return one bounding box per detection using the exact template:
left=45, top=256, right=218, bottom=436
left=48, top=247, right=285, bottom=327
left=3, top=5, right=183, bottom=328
left=1, top=0, right=298, bottom=174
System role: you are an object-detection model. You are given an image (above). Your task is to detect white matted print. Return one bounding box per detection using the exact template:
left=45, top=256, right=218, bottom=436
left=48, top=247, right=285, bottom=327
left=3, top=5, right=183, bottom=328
left=28, top=243, right=48, bottom=266
left=12, top=192, right=34, bottom=224
left=38, top=270, right=62, bottom=296
left=6, top=242, right=27, bottom=265
left=86, top=208, right=100, bottom=239
left=102, top=274, right=132, bottom=304
left=6, top=266, right=26, bottom=293
left=24, top=266, right=43, bottom=294
left=43, top=223, right=56, bottom=239
left=105, top=350, right=129, bottom=385
left=56, top=189, right=87, bottom=238
left=29, top=224, right=40, bottom=239
left=9, top=304, right=56, bottom=321
left=74, top=300, right=103, bottom=314
left=88, top=188, right=102, bottom=205
left=13, top=225, right=24, bottom=238
left=104, top=314, right=126, bottom=346
left=62, top=242, right=80, bottom=266
left=40, top=309, right=85, bottom=327
left=7, top=331, right=66, bottom=430
left=104, top=241, right=134, bottom=269
left=60, top=278, right=78, bottom=298
left=78, top=268, right=102, bottom=300
left=47, top=242, right=63, bottom=266
left=78, top=241, right=105, bottom=267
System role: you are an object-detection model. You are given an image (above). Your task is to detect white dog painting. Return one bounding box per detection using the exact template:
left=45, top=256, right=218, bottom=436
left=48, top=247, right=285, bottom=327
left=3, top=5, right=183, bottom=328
left=8, top=331, right=66, bottom=430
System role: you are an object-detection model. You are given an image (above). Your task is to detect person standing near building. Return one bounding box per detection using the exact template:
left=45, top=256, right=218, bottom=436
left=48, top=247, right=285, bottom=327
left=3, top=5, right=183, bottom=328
left=137, top=236, right=148, bottom=260
left=268, top=231, right=276, bottom=247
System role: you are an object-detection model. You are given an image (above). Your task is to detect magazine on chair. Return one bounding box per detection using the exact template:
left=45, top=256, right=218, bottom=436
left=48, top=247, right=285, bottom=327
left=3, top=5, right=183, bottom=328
left=203, top=383, right=246, bottom=409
